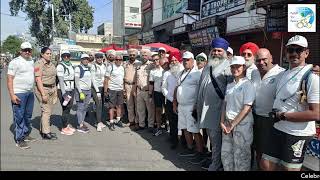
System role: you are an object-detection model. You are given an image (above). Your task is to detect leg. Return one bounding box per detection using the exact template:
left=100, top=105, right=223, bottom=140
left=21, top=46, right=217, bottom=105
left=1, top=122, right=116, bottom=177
left=194, top=133, right=205, bottom=153
left=207, top=128, right=223, bottom=171
left=166, top=101, right=178, bottom=144
left=116, top=90, right=124, bottom=122
left=92, top=88, right=102, bottom=123
left=145, top=92, right=155, bottom=128
left=136, top=91, right=146, bottom=128
left=125, top=85, right=135, bottom=123
left=221, top=133, right=234, bottom=171
left=23, top=92, right=34, bottom=136
left=12, top=93, right=28, bottom=143
left=40, top=103, right=52, bottom=134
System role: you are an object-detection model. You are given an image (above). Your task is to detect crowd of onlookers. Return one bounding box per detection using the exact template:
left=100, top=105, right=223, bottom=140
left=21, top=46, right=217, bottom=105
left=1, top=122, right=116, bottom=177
left=6, top=34, right=319, bottom=171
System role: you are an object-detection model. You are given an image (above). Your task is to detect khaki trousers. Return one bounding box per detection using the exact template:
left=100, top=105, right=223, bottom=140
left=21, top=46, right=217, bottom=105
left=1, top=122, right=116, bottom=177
left=136, top=89, right=155, bottom=128
left=125, top=84, right=138, bottom=123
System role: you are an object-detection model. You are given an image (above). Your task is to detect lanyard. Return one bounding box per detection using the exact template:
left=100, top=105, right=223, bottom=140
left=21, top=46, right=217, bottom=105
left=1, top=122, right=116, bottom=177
left=178, top=69, right=192, bottom=86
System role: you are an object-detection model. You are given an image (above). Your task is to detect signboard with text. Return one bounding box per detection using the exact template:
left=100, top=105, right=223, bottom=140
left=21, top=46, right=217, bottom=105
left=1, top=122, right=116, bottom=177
left=189, top=26, right=219, bottom=47
left=200, top=0, right=246, bottom=19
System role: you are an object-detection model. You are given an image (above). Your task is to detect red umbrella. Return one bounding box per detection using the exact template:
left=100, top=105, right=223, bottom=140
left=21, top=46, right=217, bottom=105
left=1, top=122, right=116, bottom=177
left=100, top=44, right=124, bottom=53
left=143, top=42, right=179, bottom=53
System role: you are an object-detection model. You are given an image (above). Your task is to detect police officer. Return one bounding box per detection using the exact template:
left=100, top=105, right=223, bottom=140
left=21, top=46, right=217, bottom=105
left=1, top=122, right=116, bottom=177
left=91, top=52, right=107, bottom=132
left=135, top=49, right=155, bottom=132
left=57, top=50, right=76, bottom=136
left=34, top=47, right=58, bottom=140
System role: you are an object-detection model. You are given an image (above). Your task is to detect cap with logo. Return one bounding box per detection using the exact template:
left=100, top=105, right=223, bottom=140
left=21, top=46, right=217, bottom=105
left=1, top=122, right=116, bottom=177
left=196, top=52, right=207, bottom=61
left=286, top=35, right=308, bottom=48
left=21, top=42, right=32, bottom=49
left=230, top=56, right=246, bottom=66
left=182, top=51, right=194, bottom=59
left=81, top=54, right=90, bottom=59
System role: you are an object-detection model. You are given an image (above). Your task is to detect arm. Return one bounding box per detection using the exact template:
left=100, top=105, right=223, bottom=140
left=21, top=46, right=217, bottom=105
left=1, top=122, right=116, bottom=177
left=34, top=63, right=48, bottom=103
left=162, top=72, right=169, bottom=98
left=7, top=75, right=20, bottom=104
left=74, top=67, right=82, bottom=93
left=91, top=66, right=100, bottom=93
left=278, top=103, right=319, bottom=122
left=230, top=105, right=252, bottom=128
left=58, top=76, right=66, bottom=95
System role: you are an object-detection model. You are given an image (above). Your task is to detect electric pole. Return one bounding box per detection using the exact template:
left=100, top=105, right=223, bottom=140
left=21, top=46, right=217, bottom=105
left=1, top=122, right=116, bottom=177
left=51, top=3, right=55, bottom=42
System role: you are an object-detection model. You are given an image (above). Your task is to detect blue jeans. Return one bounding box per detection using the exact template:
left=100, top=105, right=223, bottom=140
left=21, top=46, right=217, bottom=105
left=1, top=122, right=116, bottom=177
left=75, top=90, right=91, bottom=126
left=12, top=92, right=34, bottom=143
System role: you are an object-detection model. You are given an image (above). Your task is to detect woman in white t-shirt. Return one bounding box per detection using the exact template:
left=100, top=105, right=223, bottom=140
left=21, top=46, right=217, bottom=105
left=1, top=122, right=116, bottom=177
left=220, top=56, right=256, bottom=171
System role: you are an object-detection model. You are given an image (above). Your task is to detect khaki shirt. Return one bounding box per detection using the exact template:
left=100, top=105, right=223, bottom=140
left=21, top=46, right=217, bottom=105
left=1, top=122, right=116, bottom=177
left=136, top=61, right=153, bottom=91
left=34, top=58, right=57, bottom=85
left=124, top=60, right=140, bottom=84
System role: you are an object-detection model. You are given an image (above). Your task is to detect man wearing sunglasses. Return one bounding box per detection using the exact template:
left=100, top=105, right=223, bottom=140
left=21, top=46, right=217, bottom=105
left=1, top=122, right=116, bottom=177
left=239, top=42, right=261, bottom=83
left=261, top=35, right=319, bottom=171
left=7, top=42, right=36, bottom=149
left=195, top=53, right=208, bottom=72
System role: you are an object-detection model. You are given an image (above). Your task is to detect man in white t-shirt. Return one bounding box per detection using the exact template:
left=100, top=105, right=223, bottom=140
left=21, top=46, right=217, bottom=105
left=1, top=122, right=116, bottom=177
left=104, top=55, right=125, bottom=131
left=261, top=35, right=320, bottom=171
left=7, top=42, right=36, bottom=149
left=252, top=48, right=285, bottom=168
left=74, top=54, right=92, bottom=133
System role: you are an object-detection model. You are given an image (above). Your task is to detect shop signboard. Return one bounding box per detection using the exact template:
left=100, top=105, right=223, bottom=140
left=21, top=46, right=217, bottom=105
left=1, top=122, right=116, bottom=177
left=200, top=0, right=246, bottom=19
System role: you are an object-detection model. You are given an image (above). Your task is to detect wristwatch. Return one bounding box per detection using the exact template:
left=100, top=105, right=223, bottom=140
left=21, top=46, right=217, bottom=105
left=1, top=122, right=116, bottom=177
left=279, top=112, right=287, bottom=121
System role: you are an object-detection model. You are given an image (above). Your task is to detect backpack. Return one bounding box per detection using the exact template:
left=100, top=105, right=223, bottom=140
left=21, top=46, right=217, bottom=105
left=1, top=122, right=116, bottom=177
left=56, top=62, right=71, bottom=85
left=298, top=68, right=312, bottom=103
left=78, top=65, right=90, bottom=78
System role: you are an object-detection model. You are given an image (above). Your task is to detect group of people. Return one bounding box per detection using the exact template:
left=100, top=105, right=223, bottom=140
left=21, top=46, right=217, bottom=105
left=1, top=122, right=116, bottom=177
left=7, top=34, right=319, bottom=171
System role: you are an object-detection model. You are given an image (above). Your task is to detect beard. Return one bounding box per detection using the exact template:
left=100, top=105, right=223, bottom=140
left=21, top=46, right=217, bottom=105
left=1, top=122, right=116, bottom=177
left=169, top=63, right=181, bottom=77
left=208, top=56, right=225, bottom=68
left=245, top=59, right=254, bottom=67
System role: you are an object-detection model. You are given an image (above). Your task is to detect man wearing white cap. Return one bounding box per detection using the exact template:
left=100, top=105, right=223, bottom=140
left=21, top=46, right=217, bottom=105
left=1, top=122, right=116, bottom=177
left=173, top=51, right=204, bottom=162
left=220, top=56, right=255, bottom=171
left=261, top=35, right=319, bottom=171
left=74, top=53, right=92, bottom=133
left=158, top=47, right=166, bottom=59
left=227, top=47, right=233, bottom=60
left=195, top=52, right=208, bottom=72
left=7, top=42, right=36, bottom=149
left=105, top=49, right=116, bottom=67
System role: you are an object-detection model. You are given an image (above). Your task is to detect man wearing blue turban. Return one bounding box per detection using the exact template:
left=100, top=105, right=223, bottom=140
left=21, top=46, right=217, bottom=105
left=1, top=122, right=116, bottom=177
left=196, top=37, right=233, bottom=171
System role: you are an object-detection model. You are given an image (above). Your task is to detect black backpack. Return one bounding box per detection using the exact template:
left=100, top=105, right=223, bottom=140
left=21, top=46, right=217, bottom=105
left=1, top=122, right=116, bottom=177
left=56, top=63, right=71, bottom=85
left=78, top=65, right=91, bottom=78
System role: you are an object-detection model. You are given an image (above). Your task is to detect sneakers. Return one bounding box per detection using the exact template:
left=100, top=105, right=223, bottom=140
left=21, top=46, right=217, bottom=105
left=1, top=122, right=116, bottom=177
left=153, top=128, right=163, bottom=136
left=189, top=153, right=207, bottom=165
left=77, top=124, right=89, bottom=133
left=115, top=121, right=124, bottom=128
left=16, top=141, right=30, bottom=149
left=97, top=122, right=106, bottom=132
left=109, top=123, right=115, bottom=131
left=23, top=136, right=36, bottom=142
left=67, top=124, right=76, bottom=133
left=201, top=159, right=212, bottom=171
left=179, top=148, right=197, bottom=157
left=61, top=127, right=74, bottom=135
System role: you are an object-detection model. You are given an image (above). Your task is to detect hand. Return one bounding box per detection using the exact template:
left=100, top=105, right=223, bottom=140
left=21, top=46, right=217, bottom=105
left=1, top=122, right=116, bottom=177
left=312, top=65, right=320, bottom=76
left=42, top=94, right=48, bottom=103
left=11, top=95, right=21, bottom=104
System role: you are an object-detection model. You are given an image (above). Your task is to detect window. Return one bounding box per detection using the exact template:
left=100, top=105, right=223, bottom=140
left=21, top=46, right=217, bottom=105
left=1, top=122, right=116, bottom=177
left=130, top=7, right=139, bottom=13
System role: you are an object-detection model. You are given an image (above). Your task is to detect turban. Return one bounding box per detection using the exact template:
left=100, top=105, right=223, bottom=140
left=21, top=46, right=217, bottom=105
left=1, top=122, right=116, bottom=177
left=107, top=49, right=116, bottom=56
left=168, top=51, right=182, bottom=62
left=211, top=37, right=229, bottom=51
left=239, top=42, right=259, bottom=56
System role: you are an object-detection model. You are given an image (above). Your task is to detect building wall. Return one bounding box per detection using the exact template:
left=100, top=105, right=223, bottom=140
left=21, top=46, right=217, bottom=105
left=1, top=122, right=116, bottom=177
left=124, top=0, right=142, bottom=28
left=113, top=0, right=124, bottom=36
left=153, top=0, right=162, bottom=24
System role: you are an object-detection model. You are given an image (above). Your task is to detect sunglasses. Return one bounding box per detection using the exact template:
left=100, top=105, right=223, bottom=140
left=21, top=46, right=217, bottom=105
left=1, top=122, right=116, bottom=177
left=286, top=47, right=306, bottom=54
left=241, top=52, right=253, bottom=58
left=115, top=59, right=122, bottom=61
left=63, top=54, right=71, bottom=58
left=22, top=48, right=32, bottom=53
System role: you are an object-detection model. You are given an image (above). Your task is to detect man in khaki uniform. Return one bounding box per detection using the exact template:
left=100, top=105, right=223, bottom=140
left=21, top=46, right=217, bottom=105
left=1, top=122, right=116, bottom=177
left=124, top=48, right=140, bottom=126
left=34, top=47, right=58, bottom=140
left=135, top=49, right=155, bottom=131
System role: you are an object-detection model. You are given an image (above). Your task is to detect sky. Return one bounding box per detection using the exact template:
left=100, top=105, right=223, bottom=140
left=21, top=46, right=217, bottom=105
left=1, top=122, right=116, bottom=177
left=1, top=0, right=113, bottom=42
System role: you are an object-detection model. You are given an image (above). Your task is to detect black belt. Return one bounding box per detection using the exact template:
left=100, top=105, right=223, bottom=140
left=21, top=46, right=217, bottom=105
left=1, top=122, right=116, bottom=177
left=125, top=81, right=135, bottom=85
left=43, top=84, right=56, bottom=88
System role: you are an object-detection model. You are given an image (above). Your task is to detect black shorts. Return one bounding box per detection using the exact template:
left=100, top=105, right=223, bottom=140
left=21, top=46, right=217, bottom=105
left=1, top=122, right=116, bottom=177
left=252, top=113, right=274, bottom=153
left=262, top=127, right=313, bottom=168
left=108, top=90, right=124, bottom=108
left=153, top=91, right=165, bottom=108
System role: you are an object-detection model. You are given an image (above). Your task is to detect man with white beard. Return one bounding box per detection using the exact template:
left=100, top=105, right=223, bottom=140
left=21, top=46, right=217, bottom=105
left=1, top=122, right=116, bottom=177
left=197, top=37, right=233, bottom=171
left=162, top=51, right=183, bottom=149
left=239, top=42, right=261, bottom=83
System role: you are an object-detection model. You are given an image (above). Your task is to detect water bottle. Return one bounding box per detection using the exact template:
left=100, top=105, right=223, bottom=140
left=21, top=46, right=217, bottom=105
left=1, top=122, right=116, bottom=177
left=63, top=95, right=72, bottom=106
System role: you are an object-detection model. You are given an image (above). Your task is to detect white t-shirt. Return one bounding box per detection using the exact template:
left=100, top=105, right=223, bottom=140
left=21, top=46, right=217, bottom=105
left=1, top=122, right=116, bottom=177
left=7, top=56, right=34, bottom=93
left=105, top=64, right=125, bottom=91
left=149, top=67, right=164, bottom=92
left=176, top=67, right=201, bottom=105
left=74, top=65, right=92, bottom=90
left=56, top=62, right=75, bottom=91
left=225, top=77, right=255, bottom=121
left=247, top=64, right=260, bottom=82
left=254, top=65, right=285, bottom=117
left=273, top=64, right=319, bottom=136
left=91, top=63, right=107, bottom=90
left=162, top=71, right=177, bottom=102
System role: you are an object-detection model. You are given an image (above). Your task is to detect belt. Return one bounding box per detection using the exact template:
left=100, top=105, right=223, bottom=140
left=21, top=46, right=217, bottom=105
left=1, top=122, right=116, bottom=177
left=138, top=87, right=148, bottom=91
left=43, top=84, right=56, bottom=88
left=125, top=81, right=135, bottom=85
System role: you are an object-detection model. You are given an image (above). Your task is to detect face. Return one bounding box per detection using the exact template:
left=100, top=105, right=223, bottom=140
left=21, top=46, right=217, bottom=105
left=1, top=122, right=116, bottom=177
left=196, top=57, right=207, bottom=69
left=108, top=54, right=115, bottom=62
left=170, top=57, right=179, bottom=65
left=255, top=50, right=273, bottom=73
left=227, top=52, right=233, bottom=60
left=183, top=58, right=194, bottom=70
left=241, top=49, right=254, bottom=67
left=153, top=56, right=160, bottom=66
left=62, top=53, right=71, bottom=62
left=231, top=64, right=245, bottom=78
left=141, top=52, right=149, bottom=62
left=81, top=58, right=89, bottom=66
left=95, top=54, right=104, bottom=64
left=211, top=48, right=225, bottom=58
left=41, top=49, right=52, bottom=61
left=286, top=45, right=309, bottom=67
left=129, top=53, right=136, bottom=61
left=158, top=50, right=166, bottom=57
left=115, top=56, right=123, bottom=66
left=20, top=48, right=32, bottom=60
left=89, top=54, right=94, bottom=62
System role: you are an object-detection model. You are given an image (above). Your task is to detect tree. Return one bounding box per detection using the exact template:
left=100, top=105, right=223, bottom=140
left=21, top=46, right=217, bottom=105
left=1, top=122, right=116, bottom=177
left=1, top=35, right=23, bottom=55
left=9, top=0, right=94, bottom=46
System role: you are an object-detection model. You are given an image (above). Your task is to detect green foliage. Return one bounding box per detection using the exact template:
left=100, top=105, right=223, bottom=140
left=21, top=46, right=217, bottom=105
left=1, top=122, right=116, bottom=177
left=1, top=35, right=23, bottom=55
left=9, top=0, right=94, bottom=46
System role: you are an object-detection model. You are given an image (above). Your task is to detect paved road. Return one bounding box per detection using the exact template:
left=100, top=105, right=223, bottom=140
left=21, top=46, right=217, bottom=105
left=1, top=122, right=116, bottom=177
left=0, top=70, right=201, bottom=171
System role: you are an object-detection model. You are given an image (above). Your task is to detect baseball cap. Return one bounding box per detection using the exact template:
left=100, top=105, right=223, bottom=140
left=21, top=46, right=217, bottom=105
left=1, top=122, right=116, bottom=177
left=227, top=47, right=234, bottom=55
left=196, top=53, right=207, bottom=61
left=61, top=50, right=70, bottom=55
left=182, top=51, right=194, bottom=59
left=230, top=56, right=245, bottom=66
left=286, top=35, right=308, bottom=48
left=159, top=47, right=166, bottom=52
left=81, top=54, right=90, bottom=59
left=21, top=42, right=32, bottom=49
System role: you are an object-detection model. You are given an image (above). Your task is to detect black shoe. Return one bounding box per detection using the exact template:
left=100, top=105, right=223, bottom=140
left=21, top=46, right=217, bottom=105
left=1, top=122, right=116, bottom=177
left=41, top=132, right=58, bottom=140
left=23, top=136, right=37, bottom=142
left=109, top=123, right=115, bottom=131
left=116, top=121, right=124, bottom=128
left=16, top=141, right=30, bottom=149
left=134, top=126, right=145, bottom=131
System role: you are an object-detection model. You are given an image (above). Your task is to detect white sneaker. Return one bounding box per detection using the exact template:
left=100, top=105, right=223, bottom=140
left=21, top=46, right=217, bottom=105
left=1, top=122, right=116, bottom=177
left=98, top=122, right=106, bottom=128
left=97, top=123, right=104, bottom=132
